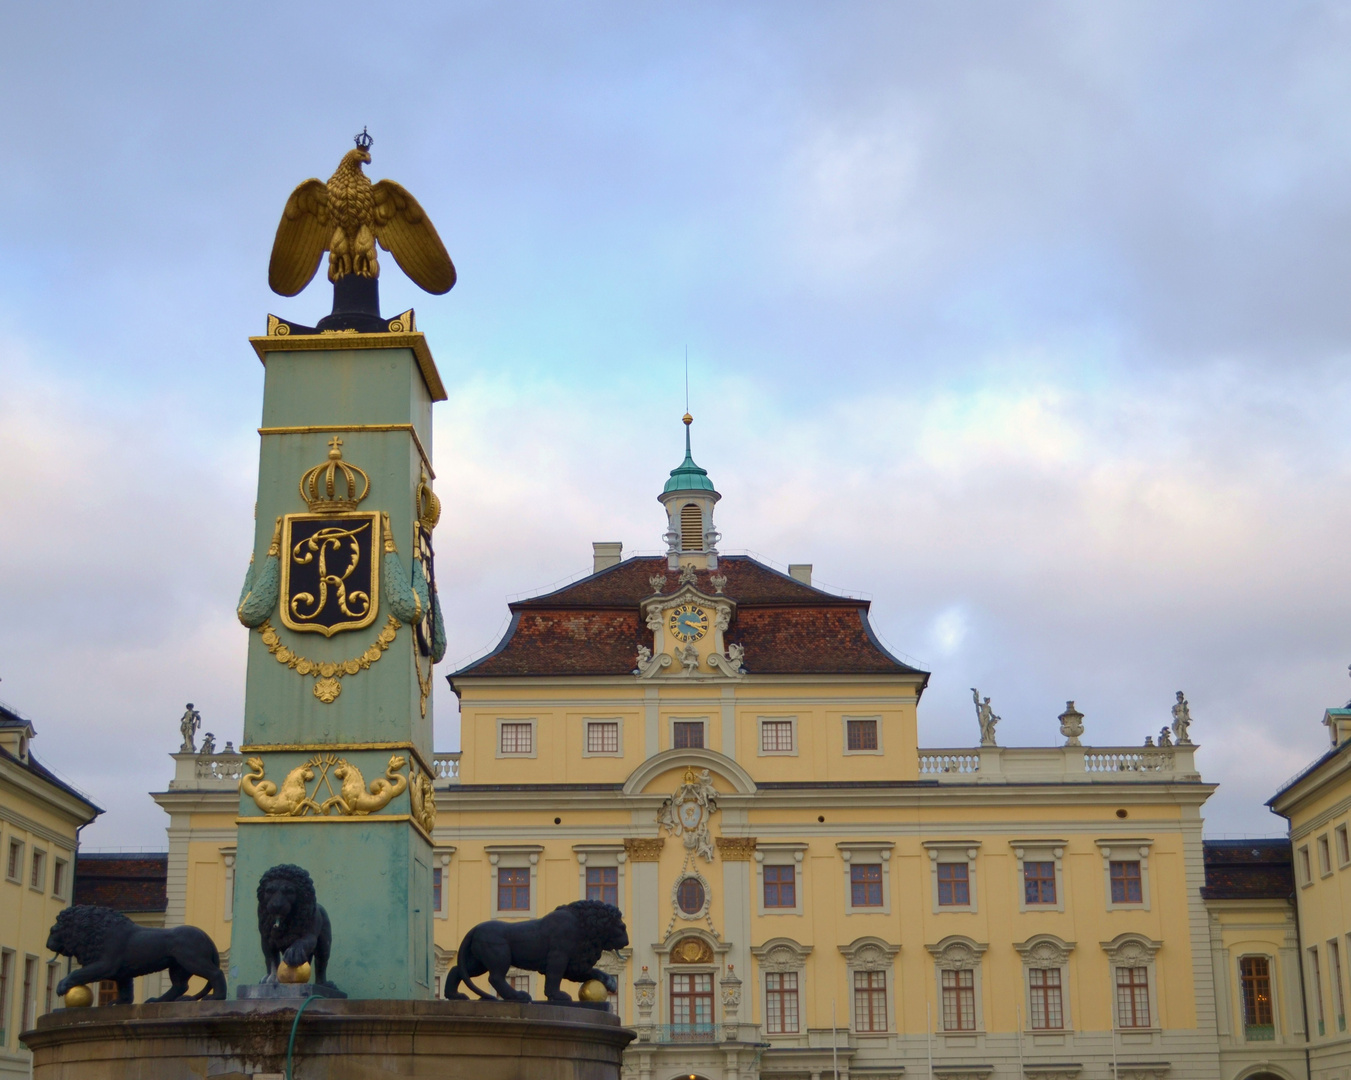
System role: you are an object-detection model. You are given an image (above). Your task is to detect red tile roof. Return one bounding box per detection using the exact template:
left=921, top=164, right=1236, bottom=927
left=74, top=854, right=168, bottom=913
left=451, top=555, right=926, bottom=682
left=1200, top=840, right=1294, bottom=901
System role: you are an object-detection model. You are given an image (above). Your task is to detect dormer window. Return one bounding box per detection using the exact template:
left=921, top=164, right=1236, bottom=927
left=680, top=505, right=702, bottom=551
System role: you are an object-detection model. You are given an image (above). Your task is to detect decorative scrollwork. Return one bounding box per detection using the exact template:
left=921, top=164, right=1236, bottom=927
left=240, top=753, right=410, bottom=818
left=257, top=615, right=400, bottom=703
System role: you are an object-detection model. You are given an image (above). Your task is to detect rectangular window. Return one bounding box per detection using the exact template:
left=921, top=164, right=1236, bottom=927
left=1024, top=861, right=1056, bottom=905
left=1110, top=861, right=1143, bottom=903
left=5, top=840, right=21, bottom=882
left=766, top=971, right=799, bottom=1034
left=0, top=949, right=12, bottom=1045
left=1331, top=940, right=1346, bottom=1032
left=432, top=867, right=443, bottom=912
left=1311, top=947, right=1326, bottom=1036
left=853, top=970, right=888, bottom=1032
left=764, top=865, right=796, bottom=909
left=1338, top=825, right=1350, bottom=867
left=52, top=859, right=67, bottom=899
left=1300, top=845, right=1312, bottom=884
left=850, top=864, right=883, bottom=907
left=508, top=974, right=532, bottom=997
left=1319, top=835, right=1332, bottom=875
left=673, top=721, right=704, bottom=749
left=499, top=722, right=533, bottom=755
left=20, top=958, right=34, bottom=1032
left=937, top=863, right=970, bottom=906
left=1240, top=956, right=1275, bottom=1039
left=43, top=963, right=56, bottom=1018
left=29, top=850, right=44, bottom=890
left=761, top=720, right=794, bottom=753
left=1116, top=966, right=1151, bottom=1028
left=586, top=721, right=619, bottom=754
left=670, top=972, right=714, bottom=1031
left=97, top=980, right=118, bottom=1006
left=1028, top=967, right=1063, bottom=1029
left=586, top=866, right=618, bottom=905
left=497, top=867, right=530, bottom=912
left=940, top=969, right=976, bottom=1031
left=847, top=718, right=879, bottom=751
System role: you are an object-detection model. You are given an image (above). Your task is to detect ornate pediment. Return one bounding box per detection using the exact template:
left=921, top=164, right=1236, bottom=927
left=635, top=586, right=743, bottom=680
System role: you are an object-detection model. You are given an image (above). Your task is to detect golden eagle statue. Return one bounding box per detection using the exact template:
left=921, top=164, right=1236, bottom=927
left=268, top=130, right=456, bottom=297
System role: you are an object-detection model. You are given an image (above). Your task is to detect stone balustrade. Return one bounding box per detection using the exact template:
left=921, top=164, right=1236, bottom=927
left=168, top=749, right=463, bottom=791
left=918, top=743, right=1199, bottom=783
left=433, top=752, right=461, bottom=783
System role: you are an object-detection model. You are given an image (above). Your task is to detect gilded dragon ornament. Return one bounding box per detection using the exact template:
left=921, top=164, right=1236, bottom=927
left=240, top=754, right=409, bottom=818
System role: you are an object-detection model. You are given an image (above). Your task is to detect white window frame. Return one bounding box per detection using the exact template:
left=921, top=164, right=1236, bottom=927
left=582, top=718, right=624, bottom=758
left=1096, top=838, right=1153, bottom=911
left=0, top=948, right=13, bottom=1046
left=28, top=848, right=45, bottom=893
left=6, top=838, right=24, bottom=884
left=927, top=935, right=987, bottom=1036
left=924, top=840, right=980, bottom=914
left=842, top=714, right=884, bottom=756
left=574, top=844, right=626, bottom=905
left=487, top=845, right=542, bottom=918
left=839, top=936, right=899, bottom=1035
left=757, top=715, right=798, bottom=757
left=755, top=843, right=807, bottom=916
left=839, top=841, right=894, bottom=915
left=495, top=718, right=537, bottom=758
left=51, top=856, right=68, bottom=900
left=1329, top=937, right=1347, bottom=1033
left=1015, top=935, right=1074, bottom=1031
left=1318, top=834, right=1333, bottom=877
left=751, top=938, right=812, bottom=1041
left=668, top=715, right=708, bottom=751
left=1102, top=933, right=1162, bottom=1033
left=1011, top=840, right=1066, bottom=914
left=1336, top=824, right=1350, bottom=869
left=221, top=846, right=237, bottom=922
left=433, top=846, right=455, bottom=919
left=1299, top=844, right=1313, bottom=887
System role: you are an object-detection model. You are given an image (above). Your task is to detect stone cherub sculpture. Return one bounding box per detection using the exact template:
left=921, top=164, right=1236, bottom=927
left=179, top=703, right=202, bottom=753
left=1172, top=691, right=1193, bottom=744
left=971, top=688, right=999, bottom=747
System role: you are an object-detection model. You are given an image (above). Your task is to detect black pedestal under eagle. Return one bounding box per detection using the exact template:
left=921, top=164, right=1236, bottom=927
left=268, top=130, right=456, bottom=302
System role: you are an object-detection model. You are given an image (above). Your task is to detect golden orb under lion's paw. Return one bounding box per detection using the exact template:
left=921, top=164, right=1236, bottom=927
left=578, top=980, right=609, bottom=1002
left=278, top=961, right=312, bottom=984
left=64, top=985, right=94, bottom=1008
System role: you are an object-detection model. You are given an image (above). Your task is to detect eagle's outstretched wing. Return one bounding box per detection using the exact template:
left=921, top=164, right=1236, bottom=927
left=371, top=179, right=456, bottom=294
left=269, top=178, right=330, bottom=296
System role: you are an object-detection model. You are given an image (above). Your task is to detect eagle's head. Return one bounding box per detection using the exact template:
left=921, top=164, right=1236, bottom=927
left=338, top=147, right=371, bottom=171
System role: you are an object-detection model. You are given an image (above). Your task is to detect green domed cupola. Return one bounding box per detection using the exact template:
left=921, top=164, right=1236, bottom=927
left=658, top=414, right=721, bottom=570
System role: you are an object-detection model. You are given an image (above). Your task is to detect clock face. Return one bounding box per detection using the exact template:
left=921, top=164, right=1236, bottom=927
left=668, top=603, right=710, bottom=642
left=679, top=800, right=704, bottom=829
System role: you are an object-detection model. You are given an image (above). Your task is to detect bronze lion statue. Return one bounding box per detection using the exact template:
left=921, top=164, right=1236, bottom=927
left=445, top=899, right=628, bottom=1002
left=47, top=905, right=226, bottom=1004
left=256, top=863, right=342, bottom=993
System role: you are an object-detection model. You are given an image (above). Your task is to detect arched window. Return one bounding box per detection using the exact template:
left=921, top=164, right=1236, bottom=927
left=680, top=505, right=702, bottom=551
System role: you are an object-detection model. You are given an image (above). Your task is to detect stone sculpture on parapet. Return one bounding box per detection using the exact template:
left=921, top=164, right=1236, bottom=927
left=1172, top=691, right=1193, bottom=744
left=444, top=900, right=628, bottom=1004
left=971, top=688, right=999, bottom=746
left=178, top=703, right=201, bottom=753
left=47, top=906, right=226, bottom=1005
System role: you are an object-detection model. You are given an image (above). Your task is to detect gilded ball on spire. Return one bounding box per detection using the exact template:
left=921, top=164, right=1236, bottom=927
left=683, top=413, right=693, bottom=426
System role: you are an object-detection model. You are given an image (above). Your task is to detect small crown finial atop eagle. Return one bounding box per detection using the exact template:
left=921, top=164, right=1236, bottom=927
left=268, top=131, right=456, bottom=297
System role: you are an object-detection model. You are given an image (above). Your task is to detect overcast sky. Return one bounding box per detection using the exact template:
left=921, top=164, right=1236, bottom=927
left=4, top=1, right=1351, bottom=847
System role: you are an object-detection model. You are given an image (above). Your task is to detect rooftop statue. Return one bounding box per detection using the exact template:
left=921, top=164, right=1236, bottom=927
left=268, top=129, right=456, bottom=298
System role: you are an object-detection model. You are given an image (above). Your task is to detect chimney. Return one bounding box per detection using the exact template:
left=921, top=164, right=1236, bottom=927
left=593, top=542, right=623, bottom=574
left=788, top=564, right=812, bottom=586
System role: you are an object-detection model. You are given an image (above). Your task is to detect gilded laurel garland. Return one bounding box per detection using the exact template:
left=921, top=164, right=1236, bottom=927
left=257, top=616, right=400, bottom=703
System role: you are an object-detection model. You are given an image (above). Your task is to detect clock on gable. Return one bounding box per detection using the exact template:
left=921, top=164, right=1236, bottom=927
left=668, top=602, right=710, bottom=643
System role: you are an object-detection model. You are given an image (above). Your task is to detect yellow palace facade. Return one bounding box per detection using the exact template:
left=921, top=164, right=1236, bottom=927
left=153, top=422, right=1311, bottom=1080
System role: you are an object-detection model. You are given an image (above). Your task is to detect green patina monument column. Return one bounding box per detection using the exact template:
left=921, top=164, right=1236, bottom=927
left=229, top=131, right=453, bottom=999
